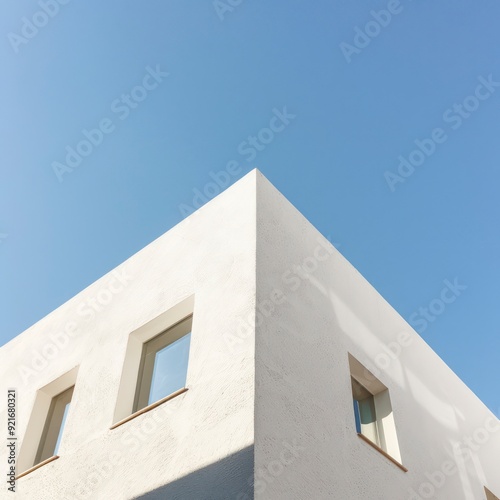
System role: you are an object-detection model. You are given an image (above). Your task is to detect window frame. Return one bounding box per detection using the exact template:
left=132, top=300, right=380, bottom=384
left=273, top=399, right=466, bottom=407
left=17, top=366, right=79, bottom=478
left=35, top=386, right=74, bottom=465
left=111, top=296, right=195, bottom=427
left=348, top=353, right=405, bottom=471
left=485, top=487, right=500, bottom=500
left=352, top=377, right=380, bottom=446
left=133, top=314, right=192, bottom=412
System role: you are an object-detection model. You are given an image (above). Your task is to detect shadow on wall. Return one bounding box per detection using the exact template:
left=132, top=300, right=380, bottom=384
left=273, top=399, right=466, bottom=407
left=132, top=445, right=254, bottom=500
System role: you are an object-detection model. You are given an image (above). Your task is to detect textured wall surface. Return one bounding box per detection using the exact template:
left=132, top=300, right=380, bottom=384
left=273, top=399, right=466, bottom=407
left=0, top=172, right=257, bottom=500
left=254, top=171, right=500, bottom=499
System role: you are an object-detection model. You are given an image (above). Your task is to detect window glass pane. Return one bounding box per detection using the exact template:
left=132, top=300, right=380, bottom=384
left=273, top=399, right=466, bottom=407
left=358, top=396, right=379, bottom=446
left=35, top=386, right=73, bottom=464
left=148, top=332, right=191, bottom=405
left=358, top=396, right=376, bottom=425
left=53, top=402, right=71, bottom=455
left=353, top=400, right=361, bottom=433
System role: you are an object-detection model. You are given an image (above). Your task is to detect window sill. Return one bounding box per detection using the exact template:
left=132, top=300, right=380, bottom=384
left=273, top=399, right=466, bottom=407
left=16, top=455, right=59, bottom=479
left=357, top=433, right=408, bottom=472
left=110, top=387, right=188, bottom=430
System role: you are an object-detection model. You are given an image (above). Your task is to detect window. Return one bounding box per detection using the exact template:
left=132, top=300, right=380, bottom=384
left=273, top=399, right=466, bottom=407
left=352, top=378, right=379, bottom=445
left=17, top=366, right=78, bottom=477
left=112, top=296, right=194, bottom=427
left=348, top=353, right=404, bottom=469
left=35, top=386, right=74, bottom=464
left=485, top=487, right=500, bottom=500
left=133, top=315, right=192, bottom=412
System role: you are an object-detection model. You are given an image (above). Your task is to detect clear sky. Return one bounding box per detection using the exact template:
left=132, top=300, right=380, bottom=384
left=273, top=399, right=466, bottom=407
left=1, top=1, right=499, bottom=413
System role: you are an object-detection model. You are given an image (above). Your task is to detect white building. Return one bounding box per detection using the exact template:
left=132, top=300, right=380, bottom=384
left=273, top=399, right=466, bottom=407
left=1, top=169, right=499, bottom=500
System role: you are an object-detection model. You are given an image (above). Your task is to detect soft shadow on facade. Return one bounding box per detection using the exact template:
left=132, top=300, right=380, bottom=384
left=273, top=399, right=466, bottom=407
left=133, top=445, right=254, bottom=500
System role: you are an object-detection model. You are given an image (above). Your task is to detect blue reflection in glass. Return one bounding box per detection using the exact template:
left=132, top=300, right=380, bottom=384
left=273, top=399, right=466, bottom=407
left=54, top=402, right=70, bottom=455
left=353, top=399, right=361, bottom=433
left=148, top=332, right=191, bottom=405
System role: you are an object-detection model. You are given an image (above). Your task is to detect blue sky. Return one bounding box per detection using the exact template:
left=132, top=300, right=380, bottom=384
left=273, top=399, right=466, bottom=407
left=1, top=1, right=499, bottom=413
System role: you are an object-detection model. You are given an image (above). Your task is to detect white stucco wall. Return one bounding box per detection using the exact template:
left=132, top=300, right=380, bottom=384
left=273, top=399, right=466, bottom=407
left=254, top=171, right=500, bottom=500
left=0, top=172, right=257, bottom=500
left=1, top=169, right=499, bottom=499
